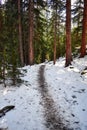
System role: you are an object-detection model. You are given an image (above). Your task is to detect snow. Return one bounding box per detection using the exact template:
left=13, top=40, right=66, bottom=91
left=45, top=57, right=87, bottom=129
left=0, top=56, right=87, bottom=130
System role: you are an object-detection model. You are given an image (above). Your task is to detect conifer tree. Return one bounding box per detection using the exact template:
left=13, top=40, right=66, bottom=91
left=4, top=0, right=22, bottom=85
left=65, top=0, right=72, bottom=67
left=80, top=0, right=87, bottom=57
left=53, top=1, right=57, bottom=65
left=28, top=0, right=34, bottom=65
left=18, top=0, right=24, bottom=66
left=0, top=3, right=7, bottom=87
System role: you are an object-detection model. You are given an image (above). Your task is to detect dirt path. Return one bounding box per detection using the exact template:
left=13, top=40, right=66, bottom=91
left=38, top=65, right=68, bottom=130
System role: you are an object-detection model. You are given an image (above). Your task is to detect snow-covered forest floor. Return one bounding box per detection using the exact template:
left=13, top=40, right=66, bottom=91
left=0, top=56, right=87, bottom=130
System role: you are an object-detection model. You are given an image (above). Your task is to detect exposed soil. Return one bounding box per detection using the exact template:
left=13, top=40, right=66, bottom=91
left=38, top=65, right=71, bottom=130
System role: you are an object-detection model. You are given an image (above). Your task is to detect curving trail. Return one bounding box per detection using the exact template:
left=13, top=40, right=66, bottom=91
left=38, top=65, right=69, bottom=130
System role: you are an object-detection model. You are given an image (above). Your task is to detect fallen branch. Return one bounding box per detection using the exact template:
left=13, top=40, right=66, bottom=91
left=0, top=105, right=15, bottom=118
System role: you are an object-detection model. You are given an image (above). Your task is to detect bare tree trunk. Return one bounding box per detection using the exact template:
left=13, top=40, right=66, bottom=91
left=57, top=22, right=60, bottom=58
left=65, top=0, right=72, bottom=67
left=80, top=0, right=87, bottom=57
left=53, top=20, right=57, bottom=64
left=28, top=0, right=34, bottom=65
left=53, top=5, right=57, bottom=65
left=18, top=0, right=24, bottom=66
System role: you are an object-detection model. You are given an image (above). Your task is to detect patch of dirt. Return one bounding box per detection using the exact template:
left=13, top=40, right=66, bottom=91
left=38, top=65, right=72, bottom=130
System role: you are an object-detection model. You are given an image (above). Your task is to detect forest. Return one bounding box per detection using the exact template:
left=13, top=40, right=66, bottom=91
left=0, top=0, right=87, bottom=85
left=0, top=0, right=87, bottom=130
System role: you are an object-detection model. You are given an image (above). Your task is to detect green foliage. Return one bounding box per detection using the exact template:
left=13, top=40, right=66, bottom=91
left=0, top=1, right=22, bottom=87
left=0, top=0, right=85, bottom=86
left=71, top=0, right=84, bottom=56
left=71, top=27, right=82, bottom=50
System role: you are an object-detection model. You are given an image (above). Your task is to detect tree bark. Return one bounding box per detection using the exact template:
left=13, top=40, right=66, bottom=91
left=80, top=0, right=87, bottom=57
left=53, top=4, right=57, bottom=65
left=28, top=0, right=34, bottom=65
left=65, top=0, right=72, bottom=67
left=18, top=0, right=24, bottom=66
left=53, top=20, right=57, bottom=65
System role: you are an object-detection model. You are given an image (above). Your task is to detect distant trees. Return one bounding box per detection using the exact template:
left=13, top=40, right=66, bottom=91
left=72, top=0, right=83, bottom=53
left=49, top=0, right=66, bottom=64
left=34, top=0, right=47, bottom=63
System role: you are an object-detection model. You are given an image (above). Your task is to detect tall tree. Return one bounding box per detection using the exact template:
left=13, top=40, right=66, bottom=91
left=65, top=0, right=72, bottom=67
left=28, top=0, right=34, bottom=65
left=80, top=0, right=87, bottom=57
left=53, top=3, right=57, bottom=65
left=18, top=0, right=24, bottom=66
left=0, top=3, right=2, bottom=31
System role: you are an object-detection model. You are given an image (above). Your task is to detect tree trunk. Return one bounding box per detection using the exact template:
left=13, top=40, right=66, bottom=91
left=80, top=0, right=87, bottom=57
left=18, top=0, right=24, bottom=66
left=57, top=22, right=60, bottom=58
left=53, top=21, right=57, bottom=65
left=53, top=5, right=57, bottom=65
left=65, top=0, right=72, bottom=67
left=28, top=0, right=34, bottom=65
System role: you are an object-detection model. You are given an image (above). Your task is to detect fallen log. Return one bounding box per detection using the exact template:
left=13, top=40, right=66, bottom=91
left=0, top=105, right=15, bottom=118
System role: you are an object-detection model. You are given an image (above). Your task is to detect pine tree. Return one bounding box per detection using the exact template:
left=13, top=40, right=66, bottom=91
left=28, top=0, right=34, bottom=65
left=53, top=2, right=57, bottom=65
left=3, top=0, right=22, bottom=86
left=18, top=0, right=24, bottom=66
left=80, top=0, right=87, bottom=57
left=0, top=3, right=7, bottom=87
left=65, top=0, right=72, bottom=67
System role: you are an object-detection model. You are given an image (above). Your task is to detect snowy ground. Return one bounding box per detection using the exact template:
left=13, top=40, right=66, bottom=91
left=0, top=56, right=87, bottom=130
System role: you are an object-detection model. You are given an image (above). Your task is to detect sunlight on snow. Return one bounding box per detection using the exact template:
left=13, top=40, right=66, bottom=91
left=3, top=88, right=9, bottom=95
